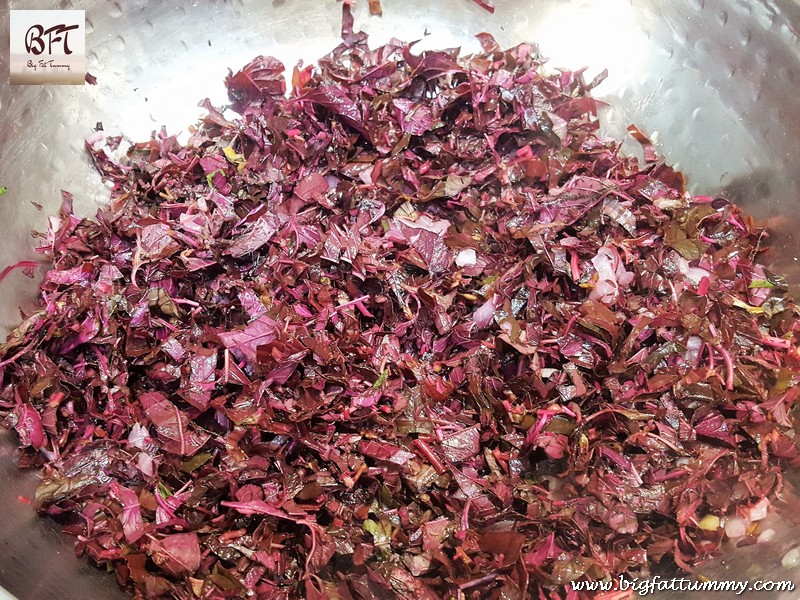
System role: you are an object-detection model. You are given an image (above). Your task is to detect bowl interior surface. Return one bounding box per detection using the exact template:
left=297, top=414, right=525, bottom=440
left=2, top=0, right=800, bottom=597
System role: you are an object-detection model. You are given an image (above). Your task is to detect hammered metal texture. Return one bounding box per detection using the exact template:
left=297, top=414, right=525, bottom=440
left=1, top=1, right=800, bottom=599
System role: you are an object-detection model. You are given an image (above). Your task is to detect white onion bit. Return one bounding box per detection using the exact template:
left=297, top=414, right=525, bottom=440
left=744, top=497, right=770, bottom=522
left=781, top=547, right=800, bottom=569
left=455, top=248, right=477, bottom=268
left=757, top=528, right=776, bottom=543
left=724, top=517, right=747, bottom=539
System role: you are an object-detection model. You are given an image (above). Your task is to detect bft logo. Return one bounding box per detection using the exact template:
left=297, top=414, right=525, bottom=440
left=25, top=23, right=80, bottom=56
left=10, top=10, right=86, bottom=85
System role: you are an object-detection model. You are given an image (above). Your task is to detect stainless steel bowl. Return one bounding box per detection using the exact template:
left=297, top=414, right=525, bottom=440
left=2, top=0, right=800, bottom=598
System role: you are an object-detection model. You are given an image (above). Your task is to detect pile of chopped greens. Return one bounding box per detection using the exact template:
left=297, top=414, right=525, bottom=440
left=2, top=9, right=799, bottom=600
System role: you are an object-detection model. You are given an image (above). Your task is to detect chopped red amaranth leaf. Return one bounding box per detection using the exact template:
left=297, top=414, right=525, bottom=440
left=2, top=12, right=799, bottom=600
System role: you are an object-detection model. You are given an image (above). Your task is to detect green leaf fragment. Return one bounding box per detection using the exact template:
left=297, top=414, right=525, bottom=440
left=732, top=297, right=765, bottom=314
left=206, top=169, right=224, bottom=188
left=372, top=369, right=388, bottom=389
left=157, top=481, right=173, bottom=498
left=748, top=280, right=776, bottom=289
left=223, top=146, right=246, bottom=171
left=181, top=452, right=213, bottom=473
left=363, top=518, right=392, bottom=545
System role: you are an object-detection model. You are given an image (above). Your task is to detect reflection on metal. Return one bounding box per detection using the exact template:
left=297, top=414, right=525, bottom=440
left=1, top=0, right=800, bottom=598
